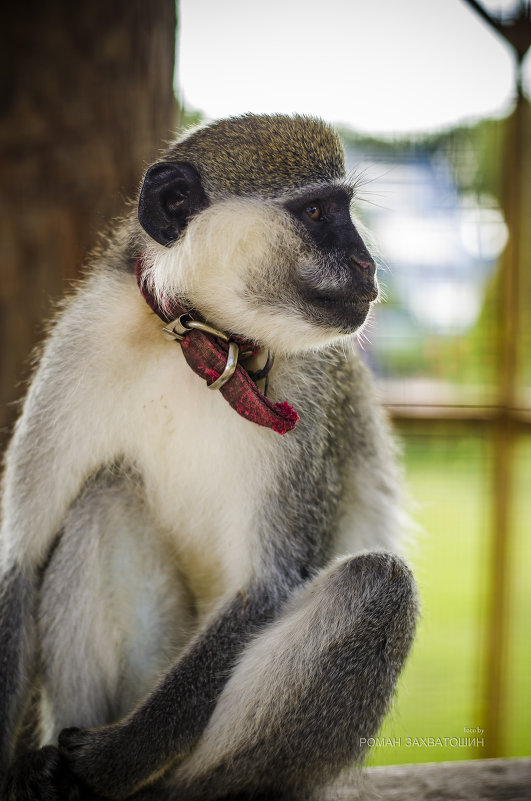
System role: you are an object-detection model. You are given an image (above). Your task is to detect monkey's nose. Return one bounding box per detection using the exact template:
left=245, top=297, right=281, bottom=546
left=349, top=253, right=376, bottom=279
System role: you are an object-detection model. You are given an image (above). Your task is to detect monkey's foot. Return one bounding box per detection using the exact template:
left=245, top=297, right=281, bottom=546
left=2, top=745, right=104, bottom=801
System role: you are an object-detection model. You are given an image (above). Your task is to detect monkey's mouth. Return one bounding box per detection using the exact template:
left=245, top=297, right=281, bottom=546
left=307, top=293, right=374, bottom=332
left=308, top=273, right=379, bottom=306
left=312, top=282, right=379, bottom=308
left=316, top=295, right=371, bottom=309
left=318, top=288, right=378, bottom=304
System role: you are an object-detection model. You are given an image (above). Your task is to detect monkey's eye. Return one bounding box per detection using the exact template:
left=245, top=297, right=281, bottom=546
left=305, top=202, right=323, bottom=222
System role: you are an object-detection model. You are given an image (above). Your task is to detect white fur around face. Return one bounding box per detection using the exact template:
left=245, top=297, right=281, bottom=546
left=140, top=198, right=353, bottom=355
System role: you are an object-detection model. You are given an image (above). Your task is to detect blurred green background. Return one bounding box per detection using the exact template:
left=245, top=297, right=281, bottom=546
left=370, top=434, right=531, bottom=764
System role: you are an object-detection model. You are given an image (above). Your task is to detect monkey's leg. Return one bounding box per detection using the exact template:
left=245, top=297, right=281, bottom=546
left=160, top=552, right=418, bottom=801
left=58, top=574, right=294, bottom=799
left=58, top=582, right=287, bottom=799
left=59, top=552, right=416, bottom=801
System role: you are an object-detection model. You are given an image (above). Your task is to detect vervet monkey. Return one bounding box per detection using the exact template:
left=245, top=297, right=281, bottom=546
left=0, top=113, right=418, bottom=801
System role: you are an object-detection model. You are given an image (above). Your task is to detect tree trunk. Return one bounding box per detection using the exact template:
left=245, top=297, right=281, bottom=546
left=0, top=0, right=177, bottom=450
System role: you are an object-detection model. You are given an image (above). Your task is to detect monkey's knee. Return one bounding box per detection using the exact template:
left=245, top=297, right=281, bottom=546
left=265, top=552, right=418, bottom=783
left=302, top=551, right=419, bottom=704
left=323, top=551, right=419, bottom=651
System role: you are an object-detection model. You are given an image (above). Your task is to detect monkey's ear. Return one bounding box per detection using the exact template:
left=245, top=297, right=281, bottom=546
left=138, top=162, right=207, bottom=246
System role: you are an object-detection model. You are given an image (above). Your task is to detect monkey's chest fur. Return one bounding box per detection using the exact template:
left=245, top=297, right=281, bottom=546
left=86, top=276, right=280, bottom=596
left=125, top=342, right=269, bottom=609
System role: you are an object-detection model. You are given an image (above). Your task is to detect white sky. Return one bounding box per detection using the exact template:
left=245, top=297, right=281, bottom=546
left=176, top=0, right=531, bottom=135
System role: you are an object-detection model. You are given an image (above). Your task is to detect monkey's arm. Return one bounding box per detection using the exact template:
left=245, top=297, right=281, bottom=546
left=58, top=580, right=289, bottom=799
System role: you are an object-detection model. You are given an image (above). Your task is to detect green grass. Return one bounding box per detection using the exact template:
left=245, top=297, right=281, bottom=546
left=366, top=432, right=531, bottom=766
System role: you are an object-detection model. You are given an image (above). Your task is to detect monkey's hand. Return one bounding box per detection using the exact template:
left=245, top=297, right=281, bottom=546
left=2, top=745, right=105, bottom=801
left=59, top=724, right=153, bottom=800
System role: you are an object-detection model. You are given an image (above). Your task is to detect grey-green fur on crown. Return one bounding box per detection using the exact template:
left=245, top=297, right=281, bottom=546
left=165, top=113, right=346, bottom=199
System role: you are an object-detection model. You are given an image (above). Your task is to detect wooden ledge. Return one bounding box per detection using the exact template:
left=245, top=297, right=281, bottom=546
left=323, top=758, right=531, bottom=801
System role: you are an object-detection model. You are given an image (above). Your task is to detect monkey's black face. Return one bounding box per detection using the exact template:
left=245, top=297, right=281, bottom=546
left=138, top=159, right=378, bottom=349
left=284, top=188, right=378, bottom=333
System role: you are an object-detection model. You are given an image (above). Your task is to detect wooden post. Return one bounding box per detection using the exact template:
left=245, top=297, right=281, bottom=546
left=483, top=85, right=527, bottom=758
left=461, top=0, right=530, bottom=757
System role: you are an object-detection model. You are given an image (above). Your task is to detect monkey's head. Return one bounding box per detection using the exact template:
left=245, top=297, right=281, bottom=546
left=137, top=114, right=378, bottom=355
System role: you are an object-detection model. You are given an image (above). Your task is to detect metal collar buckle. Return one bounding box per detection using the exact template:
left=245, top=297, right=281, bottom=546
left=162, top=314, right=239, bottom=391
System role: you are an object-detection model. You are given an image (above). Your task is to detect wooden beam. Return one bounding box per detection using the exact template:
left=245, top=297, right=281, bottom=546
left=323, top=757, right=531, bottom=801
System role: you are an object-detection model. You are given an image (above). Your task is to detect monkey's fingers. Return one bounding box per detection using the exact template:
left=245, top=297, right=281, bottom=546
left=59, top=725, right=133, bottom=800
